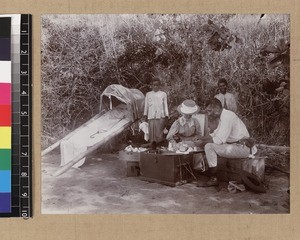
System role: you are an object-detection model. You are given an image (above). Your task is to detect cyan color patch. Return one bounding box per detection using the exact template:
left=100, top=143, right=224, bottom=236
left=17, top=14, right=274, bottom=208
left=0, top=170, right=11, bottom=192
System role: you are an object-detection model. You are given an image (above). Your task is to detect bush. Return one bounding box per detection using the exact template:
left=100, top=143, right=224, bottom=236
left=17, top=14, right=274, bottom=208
left=41, top=14, right=289, bottom=149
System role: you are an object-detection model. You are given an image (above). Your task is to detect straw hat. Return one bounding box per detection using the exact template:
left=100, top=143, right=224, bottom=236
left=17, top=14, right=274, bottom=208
left=177, top=99, right=200, bottom=115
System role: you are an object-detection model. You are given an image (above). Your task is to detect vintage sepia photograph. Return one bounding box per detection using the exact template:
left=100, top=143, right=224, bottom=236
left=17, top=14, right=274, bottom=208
left=41, top=14, right=290, bottom=214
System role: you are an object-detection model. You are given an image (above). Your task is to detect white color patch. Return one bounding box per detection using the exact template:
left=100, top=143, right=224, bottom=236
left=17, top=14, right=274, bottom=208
left=0, top=61, right=12, bottom=83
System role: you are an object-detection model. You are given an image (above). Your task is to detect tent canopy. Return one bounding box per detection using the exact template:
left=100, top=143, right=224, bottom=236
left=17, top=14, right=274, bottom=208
left=100, top=84, right=145, bottom=121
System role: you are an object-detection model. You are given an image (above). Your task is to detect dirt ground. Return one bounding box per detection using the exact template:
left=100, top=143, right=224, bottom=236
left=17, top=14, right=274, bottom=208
left=42, top=152, right=290, bottom=214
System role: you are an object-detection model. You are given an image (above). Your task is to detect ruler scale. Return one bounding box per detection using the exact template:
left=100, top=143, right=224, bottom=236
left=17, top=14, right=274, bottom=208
left=0, top=14, right=32, bottom=218
left=19, top=14, right=32, bottom=218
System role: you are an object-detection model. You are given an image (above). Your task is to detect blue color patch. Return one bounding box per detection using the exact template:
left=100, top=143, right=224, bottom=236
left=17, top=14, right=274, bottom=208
left=0, top=38, right=11, bottom=61
left=0, top=192, right=11, bottom=212
left=0, top=170, right=11, bottom=192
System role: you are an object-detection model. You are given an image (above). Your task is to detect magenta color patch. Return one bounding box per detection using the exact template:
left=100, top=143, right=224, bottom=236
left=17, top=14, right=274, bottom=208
left=0, top=83, right=11, bottom=105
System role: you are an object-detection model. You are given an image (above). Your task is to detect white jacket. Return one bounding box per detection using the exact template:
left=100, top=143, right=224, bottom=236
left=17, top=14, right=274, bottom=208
left=143, top=90, right=169, bottom=119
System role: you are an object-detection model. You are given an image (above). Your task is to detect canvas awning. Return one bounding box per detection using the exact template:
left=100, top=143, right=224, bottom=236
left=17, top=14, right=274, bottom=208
left=100, top=84, right=145, bottom=121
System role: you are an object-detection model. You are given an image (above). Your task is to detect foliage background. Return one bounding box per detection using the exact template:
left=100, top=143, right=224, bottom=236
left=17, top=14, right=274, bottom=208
left=41, top=14, right=290, bottom=149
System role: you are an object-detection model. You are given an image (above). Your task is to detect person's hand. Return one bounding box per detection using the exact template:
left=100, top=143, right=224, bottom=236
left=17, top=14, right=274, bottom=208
left=163, top=128, right=168, bottom=134
left=193, top=136, right=200, bottom=142
left=194, top=139, right=203, bottom=147
left=173, top=133, right=181, bottom=141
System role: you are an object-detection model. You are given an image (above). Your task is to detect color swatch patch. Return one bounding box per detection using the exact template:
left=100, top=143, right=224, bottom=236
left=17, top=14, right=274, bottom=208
left=0, top=149, right=11, bottom=170
left=0, top=105, right=11, bottom=126
left=0, top=83, right=11, bottom=104
left=0, top=17, right=12, bottom=213
left=0, top=127, right=11, bottom=148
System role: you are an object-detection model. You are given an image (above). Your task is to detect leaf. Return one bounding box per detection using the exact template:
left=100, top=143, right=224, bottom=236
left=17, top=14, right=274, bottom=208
left=253, top=57, right=262, bottom=64
left=154, top=29, right=163, bottom=36
left=220, top=33, right=228, bottom=40
left=155, top=47, right=163, bottom=57
left=235, top=36, right=244, bottom=44
left=281, top=54, right=290, bottom=65
left=228, top=35, right=234, bottom=43
left=276, top=38, right=288, bottom=52
left=225, top=44, right=232, bottom=50
left=262, top=45, right=279, bottom=53
left=203, top=24, right=212, bottom=31
left=268, top=55, right=284, bottom=68
left=210, top=42, right=221, bottom=51
left=259, top=48, right=268, bottom=56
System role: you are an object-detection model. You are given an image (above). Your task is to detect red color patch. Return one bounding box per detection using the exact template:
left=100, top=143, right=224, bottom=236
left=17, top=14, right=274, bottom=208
left=0, top=105, right=11, bottom=126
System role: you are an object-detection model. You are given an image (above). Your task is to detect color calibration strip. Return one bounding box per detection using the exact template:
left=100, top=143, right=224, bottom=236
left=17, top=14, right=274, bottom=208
left=0, top=14, right=32, bottom=218
left=0, top=17, right=12, bottom=213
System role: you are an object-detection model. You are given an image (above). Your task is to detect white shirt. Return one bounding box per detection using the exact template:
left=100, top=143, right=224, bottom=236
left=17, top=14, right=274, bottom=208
left=144, top=90, right=169, bottom=119
left=210, top=109, right=249, bottom=144
left=215, top=92, right=237, bottom=113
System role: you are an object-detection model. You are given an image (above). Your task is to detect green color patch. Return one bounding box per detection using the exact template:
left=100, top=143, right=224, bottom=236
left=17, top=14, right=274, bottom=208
left=0, top=149, right=11, bottom=170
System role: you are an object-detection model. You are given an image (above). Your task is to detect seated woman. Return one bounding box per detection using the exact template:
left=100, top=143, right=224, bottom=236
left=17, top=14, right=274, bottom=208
left=166, top=99, right=202, bottom=147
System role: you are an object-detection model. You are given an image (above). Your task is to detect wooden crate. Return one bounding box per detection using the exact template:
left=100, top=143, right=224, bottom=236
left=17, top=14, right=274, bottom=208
left=140, top=152, right=194, bottom=187
left=217, top=156, right=265, bottom=182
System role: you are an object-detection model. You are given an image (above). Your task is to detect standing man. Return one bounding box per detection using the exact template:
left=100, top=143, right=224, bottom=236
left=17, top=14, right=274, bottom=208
left=214, top=78, right=237, bottom=113
left=195, top=99, right=256, bottom=187
left=143, top=77, right=169, bottom=148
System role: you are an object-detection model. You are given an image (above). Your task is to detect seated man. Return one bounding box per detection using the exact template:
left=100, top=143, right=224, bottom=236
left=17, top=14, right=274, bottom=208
left=195, top=98, right=256, bottom=187
left=166, top=99, right=202, bottom=147
left=195, top=109, right=219, bottom=136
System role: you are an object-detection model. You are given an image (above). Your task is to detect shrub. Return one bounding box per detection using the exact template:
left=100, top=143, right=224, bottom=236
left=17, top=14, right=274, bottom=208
left=41, top=14, right=289, bottom=148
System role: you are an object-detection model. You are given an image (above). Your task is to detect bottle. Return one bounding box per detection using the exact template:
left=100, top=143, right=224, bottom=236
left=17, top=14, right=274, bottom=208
left=152, top=141, right=157, bottom=150
left=168, top=141, right=173, bottom=151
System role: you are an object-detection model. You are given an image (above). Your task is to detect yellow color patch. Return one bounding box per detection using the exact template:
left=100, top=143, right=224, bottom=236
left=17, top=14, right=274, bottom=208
left=0, top=127, right=11, bottom=149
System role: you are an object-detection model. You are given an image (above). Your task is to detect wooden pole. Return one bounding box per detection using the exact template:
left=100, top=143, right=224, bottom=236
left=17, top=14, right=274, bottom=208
left=53, top=120, right=132, bottom=177
left=41, top=141, right=61, bottom=156
left=257, top=144, right=290, bottom=152
left=266, top=163, right=289, bottom=174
